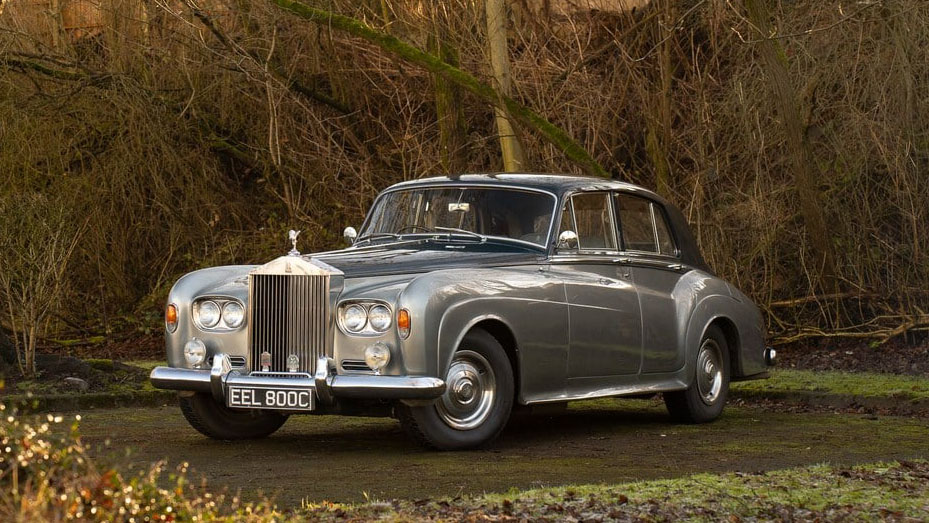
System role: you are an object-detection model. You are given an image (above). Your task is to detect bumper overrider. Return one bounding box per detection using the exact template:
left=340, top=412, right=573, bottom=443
left=150, top=354, right=446, bottom=406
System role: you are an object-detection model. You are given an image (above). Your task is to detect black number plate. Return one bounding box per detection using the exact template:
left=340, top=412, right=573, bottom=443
left=227, top=386, right=315, bottom=411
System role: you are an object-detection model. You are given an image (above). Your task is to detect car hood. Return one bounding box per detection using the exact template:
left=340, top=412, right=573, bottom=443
left=310, top=241, right=544, bottom=278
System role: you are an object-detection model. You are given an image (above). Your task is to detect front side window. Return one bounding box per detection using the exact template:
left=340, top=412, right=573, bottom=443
left=569, top=192, right=617, bottom=251
left=362, top=187, right=555, bottom=246
left=615, top=193, right=676, bottom=256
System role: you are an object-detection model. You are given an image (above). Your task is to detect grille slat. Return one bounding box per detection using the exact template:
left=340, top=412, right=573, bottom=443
left=249, top=272, right=329, bottom=374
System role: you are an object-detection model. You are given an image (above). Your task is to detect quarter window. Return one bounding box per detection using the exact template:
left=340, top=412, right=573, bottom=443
left=570, top=193, right=617, bottom=251
left=615, top=194, right=676, bottom=256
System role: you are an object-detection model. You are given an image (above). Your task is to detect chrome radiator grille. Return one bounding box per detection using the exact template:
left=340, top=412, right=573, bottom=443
left=248, top=273, right=329, bottom=374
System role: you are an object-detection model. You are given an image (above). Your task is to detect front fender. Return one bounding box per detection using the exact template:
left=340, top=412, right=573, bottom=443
left=396, top=266, right=567, bottom=403
left=165, top=265, right=255, bottom=367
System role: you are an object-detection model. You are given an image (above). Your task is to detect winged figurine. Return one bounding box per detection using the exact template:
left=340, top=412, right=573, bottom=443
left=288, top=229, right=301, bottom=256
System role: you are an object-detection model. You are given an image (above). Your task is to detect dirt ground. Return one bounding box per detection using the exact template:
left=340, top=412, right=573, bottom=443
left=777, top=335, right=929, bottom=376
left=66, top=399, right=929, bottom=509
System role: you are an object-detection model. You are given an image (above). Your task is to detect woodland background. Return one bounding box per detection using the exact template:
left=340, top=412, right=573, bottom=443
left=1, top=0, right=927, bottom=373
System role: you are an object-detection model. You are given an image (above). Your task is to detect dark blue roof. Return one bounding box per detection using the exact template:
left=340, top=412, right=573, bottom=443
left=385, top=173, right=709, bottom=271
left=389, top=173, right=663, bottom=200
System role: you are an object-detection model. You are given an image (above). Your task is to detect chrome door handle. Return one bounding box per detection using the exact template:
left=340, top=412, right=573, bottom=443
left=612, top=257, right=630, bottom=264
left=598, top=278, right=615, bottom=285
left=668, top=263, right=684, bottom=271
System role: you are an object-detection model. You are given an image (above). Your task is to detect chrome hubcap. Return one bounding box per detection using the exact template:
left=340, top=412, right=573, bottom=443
left=436, top=350, right=496, bottom=430
left=696, top=339, right=723, bottom=405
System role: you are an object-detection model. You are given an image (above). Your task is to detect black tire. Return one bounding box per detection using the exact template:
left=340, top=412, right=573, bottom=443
left=179, top=392, right=288, bottom=440
left=664, top=325, right=730, bottom=423
left=397, top=329, right=514, bottom=450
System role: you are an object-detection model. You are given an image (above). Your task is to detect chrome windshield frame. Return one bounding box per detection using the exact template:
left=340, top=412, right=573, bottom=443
left=358, top=183, right=559, bottom=249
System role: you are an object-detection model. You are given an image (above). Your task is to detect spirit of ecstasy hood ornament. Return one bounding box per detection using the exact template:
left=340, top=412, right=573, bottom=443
left=288, top=229, right=301, bottom=256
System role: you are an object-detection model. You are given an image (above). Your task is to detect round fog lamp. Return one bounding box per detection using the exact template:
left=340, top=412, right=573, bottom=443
left=184, top=338, right=207, bottom=367
left=368, top=304, right=392, bottom=332
left=342, top=304, right=367, bottom=333
left=364, top=343, right=391, bottom=374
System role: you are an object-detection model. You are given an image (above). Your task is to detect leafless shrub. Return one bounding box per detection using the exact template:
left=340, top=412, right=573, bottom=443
left=0, top=194, right=84, bottom=376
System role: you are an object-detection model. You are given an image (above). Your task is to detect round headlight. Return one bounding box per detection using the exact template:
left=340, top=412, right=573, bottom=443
left=364, top=342, right=391, bottom=373
left=222, top=301, right=245, bottom=328
left=368, top=305, right=392, bottom=332
left=184, top=338, right=207, bottom=367
left=342, top=304, right=367, bottom=332
left=197, top=300, right=221, bottom=328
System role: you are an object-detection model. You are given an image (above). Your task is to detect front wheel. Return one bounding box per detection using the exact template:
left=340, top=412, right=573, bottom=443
left=397, top=329, right=514, bottom=450
left=179, top=392, right=288, bottom=440
left=664, top=325, right=730, bottom=423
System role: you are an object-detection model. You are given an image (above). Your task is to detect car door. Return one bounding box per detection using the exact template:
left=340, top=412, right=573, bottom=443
left=550, top=192, right=643, bottom=378
left=614, top=192, right=688, bottom=373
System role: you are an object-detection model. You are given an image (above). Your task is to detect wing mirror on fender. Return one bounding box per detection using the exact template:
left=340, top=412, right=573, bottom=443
left=343, top=226, right=357, bottom=245
left=557, top=230, right=578, bottom=250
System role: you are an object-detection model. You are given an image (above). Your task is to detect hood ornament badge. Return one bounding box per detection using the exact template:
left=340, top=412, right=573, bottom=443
left=288, top=229, right=301, bottom=256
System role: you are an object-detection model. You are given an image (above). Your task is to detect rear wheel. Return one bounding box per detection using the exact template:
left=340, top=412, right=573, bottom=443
left=397, top=329, right=514, bottom=450
left=664, top=325, right=730, bottom=423
left=179, top=392, right=288, bottom=440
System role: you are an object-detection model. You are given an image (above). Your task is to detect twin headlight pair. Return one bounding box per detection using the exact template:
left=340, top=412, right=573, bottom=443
left=193, top=299, right=245, bottom=330
left=339, top=302, right=392, bottom=334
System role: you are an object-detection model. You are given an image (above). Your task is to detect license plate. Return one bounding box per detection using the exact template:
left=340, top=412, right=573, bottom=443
left=227, top=386, right=315, bottom=411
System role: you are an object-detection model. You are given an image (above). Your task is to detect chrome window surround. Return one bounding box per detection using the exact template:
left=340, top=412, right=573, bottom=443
left=357, top=184, right=559, bottom=250
left=613, top=192, right=681, bottom=259
left=556, top=191, right=621, bottom=256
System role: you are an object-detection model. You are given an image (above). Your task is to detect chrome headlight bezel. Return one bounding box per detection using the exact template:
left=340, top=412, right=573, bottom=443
left=367, top=304, right=392, bottom=332
left=337, top=300, right=393, bottom=336
left=192, top=297, right=247, bottom=331
left=341, top=304, right=368, bottom=333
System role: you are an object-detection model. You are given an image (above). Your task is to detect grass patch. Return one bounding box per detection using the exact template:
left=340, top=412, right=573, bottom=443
left=733, top=369, right=929, bottom=400
left=123, top=360, right=165, bottom=371
left=302, top=461, right=929, bottom=521
left=305, top=460, right=929, bottom=521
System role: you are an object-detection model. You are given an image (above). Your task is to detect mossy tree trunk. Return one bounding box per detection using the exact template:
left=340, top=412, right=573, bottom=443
left=428, top=19, right=468, bottom=173
left=744, top=0, right=836, bottom=292
left=646, top=0, right=674, bottom=198
left=269, top=0, right=607, bottom=178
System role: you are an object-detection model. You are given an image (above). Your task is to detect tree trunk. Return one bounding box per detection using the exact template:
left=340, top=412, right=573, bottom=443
left=429, top=20, right=468, bottom=173
left=744, top=0, right=836, bottom=291
left=485, top=0, right=526, bottom=172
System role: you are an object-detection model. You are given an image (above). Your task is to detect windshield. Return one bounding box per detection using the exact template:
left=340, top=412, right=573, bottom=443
left=361, top=186, right=556, bottom=247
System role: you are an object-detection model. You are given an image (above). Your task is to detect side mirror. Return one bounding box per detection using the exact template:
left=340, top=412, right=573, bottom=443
left=343, top=226, right=357, bottom=245
left=557, top=230, right=578, bottom=250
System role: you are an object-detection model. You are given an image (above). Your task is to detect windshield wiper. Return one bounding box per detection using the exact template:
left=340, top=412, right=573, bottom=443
left=354, top=232, right=401, bottom=245
left=432, top=227, right=486, bottom=242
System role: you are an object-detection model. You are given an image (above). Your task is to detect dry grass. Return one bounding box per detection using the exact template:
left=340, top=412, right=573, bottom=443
left=0, top=0, right=927, bottom=346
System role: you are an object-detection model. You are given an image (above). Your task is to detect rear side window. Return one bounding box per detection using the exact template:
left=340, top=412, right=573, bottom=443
left=615, top=194, right=677, bottom=256
left=569, top=193, right=617, bottom=251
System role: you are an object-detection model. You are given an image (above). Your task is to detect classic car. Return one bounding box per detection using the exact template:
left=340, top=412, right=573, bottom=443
left=151, top=174, right=774, bottom=450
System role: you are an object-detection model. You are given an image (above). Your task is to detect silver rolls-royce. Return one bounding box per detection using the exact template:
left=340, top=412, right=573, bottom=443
left=151, top=174, right=773, bottom=450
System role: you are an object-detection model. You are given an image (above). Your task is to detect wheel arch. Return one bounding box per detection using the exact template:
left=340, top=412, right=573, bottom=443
left=467, top=318, right=520, bottom=402
left=706, top=316, right=742, bottom=377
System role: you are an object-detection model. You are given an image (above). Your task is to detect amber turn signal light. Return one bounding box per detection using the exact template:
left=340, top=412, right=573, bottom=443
left=165, top=303, right=178, bottom=333
left=397, top=308, right=411, bottom=339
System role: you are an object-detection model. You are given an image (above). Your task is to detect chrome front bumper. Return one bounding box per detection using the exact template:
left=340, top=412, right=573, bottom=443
left=150, top=354, right=446, bottom=404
